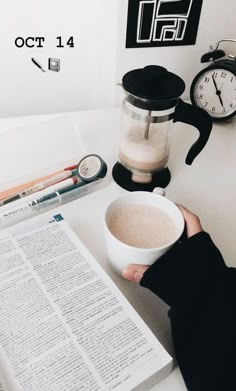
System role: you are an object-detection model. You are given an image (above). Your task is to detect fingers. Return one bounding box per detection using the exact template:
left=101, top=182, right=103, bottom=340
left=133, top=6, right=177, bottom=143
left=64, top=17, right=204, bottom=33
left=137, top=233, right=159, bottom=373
left=177, top=204, right=203, bottom=238
left=122, top=264, right=149, bottom=283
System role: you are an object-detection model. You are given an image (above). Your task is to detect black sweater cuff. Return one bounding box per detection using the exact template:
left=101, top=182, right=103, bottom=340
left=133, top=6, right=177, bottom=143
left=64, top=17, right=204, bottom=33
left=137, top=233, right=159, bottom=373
left=140, top=232, right=227, bottom=308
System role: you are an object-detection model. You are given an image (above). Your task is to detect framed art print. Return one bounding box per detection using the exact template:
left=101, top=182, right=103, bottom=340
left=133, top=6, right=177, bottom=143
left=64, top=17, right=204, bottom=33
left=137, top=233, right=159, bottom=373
left=126, top=0, right=203, bottom=48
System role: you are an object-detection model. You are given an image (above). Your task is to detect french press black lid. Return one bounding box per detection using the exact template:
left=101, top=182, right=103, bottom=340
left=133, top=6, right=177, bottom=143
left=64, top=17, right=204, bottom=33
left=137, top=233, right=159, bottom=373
left=122, top=65, right=185, bottom=110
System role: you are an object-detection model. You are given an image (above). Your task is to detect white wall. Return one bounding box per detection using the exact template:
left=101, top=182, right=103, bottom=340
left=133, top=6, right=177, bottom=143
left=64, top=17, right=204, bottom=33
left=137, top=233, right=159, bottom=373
left=0, top=0, right=236, bottom=118
left=0, top=0, right=119, bottom=118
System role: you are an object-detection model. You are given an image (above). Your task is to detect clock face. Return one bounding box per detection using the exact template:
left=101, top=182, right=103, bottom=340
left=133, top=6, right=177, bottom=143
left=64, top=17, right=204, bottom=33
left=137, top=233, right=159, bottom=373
left=191, top=67, right=236, bottom=119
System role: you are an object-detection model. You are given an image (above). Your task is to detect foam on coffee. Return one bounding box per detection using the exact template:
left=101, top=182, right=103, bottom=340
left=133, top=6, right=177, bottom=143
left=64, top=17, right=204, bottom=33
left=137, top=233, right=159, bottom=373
left=107, top=204, right=177, bottom=248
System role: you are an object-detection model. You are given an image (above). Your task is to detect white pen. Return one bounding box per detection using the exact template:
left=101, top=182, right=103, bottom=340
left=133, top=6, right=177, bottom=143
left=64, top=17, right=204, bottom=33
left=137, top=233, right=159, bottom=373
left=39, top=176, right=78, bottom=196
left=20, top=171, right=73, bottom=196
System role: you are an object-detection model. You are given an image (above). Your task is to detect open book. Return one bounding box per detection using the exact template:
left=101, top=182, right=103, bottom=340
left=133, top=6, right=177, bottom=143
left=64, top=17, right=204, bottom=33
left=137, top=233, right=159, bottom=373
left=0, top=214, right=172, bottom=391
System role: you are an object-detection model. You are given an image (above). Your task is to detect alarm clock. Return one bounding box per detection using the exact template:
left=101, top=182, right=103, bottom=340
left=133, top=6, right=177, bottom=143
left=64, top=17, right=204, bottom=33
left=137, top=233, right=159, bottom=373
left=190, top=39, right=236, bottom=120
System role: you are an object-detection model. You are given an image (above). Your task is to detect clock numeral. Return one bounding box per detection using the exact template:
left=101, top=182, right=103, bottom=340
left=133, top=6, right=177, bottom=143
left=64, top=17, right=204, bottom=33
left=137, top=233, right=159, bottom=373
left=213, top=72, right=218, bottom=78
left=221, top=72, right=227, bottom=78
left=212, top=106, right=216, bottom=112
left=204, top=77, right=210, bottom=83
left=197, top=94, right=203, bottom=99
left=204, top=102, right=208, bottom=107
left=230, top=77, right=234, bottom=82
left=199, top=84, right=203, bottom=90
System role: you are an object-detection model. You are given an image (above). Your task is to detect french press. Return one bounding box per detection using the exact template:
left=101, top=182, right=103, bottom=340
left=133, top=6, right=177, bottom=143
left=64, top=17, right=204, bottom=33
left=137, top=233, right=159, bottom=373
left=112, top=65, right=212, bottom=191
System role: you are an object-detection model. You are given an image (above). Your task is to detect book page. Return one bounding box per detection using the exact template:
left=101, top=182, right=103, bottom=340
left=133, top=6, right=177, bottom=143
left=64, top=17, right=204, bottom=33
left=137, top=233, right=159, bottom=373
left=0, top=215, right=172, bottom=391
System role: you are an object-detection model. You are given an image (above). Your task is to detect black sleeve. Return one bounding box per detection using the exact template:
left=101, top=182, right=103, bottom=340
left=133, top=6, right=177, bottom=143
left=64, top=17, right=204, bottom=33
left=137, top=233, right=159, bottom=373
left=140, top=232, right=236, bottom=391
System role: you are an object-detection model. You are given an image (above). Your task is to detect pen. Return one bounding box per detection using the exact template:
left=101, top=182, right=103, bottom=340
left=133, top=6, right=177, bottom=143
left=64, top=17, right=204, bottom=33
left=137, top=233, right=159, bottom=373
left=31, top=58, right=46, bottom=72
left=39, top=176, right=78, bottom=196
left=19, top=170, right=74, bottom=197
left=0, top=171, right=73, bottom=206
left=64, top=164, right=78, bottom=171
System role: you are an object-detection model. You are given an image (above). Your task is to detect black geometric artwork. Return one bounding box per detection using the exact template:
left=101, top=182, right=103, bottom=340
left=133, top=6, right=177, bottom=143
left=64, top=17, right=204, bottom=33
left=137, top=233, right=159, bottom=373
left=126, top=0, right=203, bottom=48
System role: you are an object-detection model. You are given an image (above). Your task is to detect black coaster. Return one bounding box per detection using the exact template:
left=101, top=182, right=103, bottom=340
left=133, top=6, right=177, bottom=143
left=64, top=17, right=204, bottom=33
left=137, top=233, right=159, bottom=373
left=112, top=162, right=171, bottom=192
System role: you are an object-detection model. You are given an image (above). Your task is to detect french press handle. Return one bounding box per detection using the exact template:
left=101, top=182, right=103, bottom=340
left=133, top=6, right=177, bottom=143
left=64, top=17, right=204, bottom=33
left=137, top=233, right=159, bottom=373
left=174, top=99, right=212, bottom=164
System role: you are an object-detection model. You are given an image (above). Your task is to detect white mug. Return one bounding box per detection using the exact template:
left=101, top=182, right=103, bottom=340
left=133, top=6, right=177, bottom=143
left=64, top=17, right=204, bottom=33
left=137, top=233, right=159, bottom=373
left=104, top=191, right=184, bottom=274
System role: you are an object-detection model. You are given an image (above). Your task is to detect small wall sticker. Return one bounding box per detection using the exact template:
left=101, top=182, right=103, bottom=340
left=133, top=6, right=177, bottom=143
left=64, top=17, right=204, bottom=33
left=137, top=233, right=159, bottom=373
left=31, top=58, right=46, bottom=72
left=126, top=0, right=203, bottom=48
left=48, top=58, right=60, bottom=72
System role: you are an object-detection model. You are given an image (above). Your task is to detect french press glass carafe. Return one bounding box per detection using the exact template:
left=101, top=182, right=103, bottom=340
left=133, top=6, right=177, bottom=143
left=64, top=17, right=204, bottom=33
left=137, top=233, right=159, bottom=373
left=112, top=65, right=212, bottom=191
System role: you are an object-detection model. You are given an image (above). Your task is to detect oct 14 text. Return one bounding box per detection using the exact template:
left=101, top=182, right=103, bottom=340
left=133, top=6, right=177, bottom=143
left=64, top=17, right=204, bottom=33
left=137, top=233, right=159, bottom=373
left=15, top=36, right=75, bottom=48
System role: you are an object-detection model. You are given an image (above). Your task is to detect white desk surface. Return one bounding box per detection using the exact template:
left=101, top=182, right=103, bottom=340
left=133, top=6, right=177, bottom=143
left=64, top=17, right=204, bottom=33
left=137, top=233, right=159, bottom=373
left=0, top=108, right=236, bottom=391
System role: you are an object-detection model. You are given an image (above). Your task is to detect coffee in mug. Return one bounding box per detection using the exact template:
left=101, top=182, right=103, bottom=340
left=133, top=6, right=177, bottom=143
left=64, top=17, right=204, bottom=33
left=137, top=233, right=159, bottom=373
left=107, top=205, right=177, bottom=248
left=104, top=192, right=184, bottom=274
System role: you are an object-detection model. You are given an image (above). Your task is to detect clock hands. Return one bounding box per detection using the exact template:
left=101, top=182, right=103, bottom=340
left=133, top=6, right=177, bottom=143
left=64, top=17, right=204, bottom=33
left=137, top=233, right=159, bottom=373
left=219, top=81, right=224, bottom=91
left=211, top=75, right=225, bottom=110
left=218, top=94, right=225, bottom=111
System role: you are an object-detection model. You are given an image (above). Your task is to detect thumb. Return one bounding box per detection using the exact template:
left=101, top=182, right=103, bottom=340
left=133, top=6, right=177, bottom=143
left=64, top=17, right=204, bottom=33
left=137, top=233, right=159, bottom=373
left=122, top=264, right=149, bottom=283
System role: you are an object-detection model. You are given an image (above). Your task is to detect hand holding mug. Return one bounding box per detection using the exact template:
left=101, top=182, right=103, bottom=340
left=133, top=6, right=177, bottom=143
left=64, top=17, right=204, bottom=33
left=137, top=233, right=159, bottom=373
left=122, top=205, right=203, bottom=283
left=104, top=192, right=185, bottom=275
